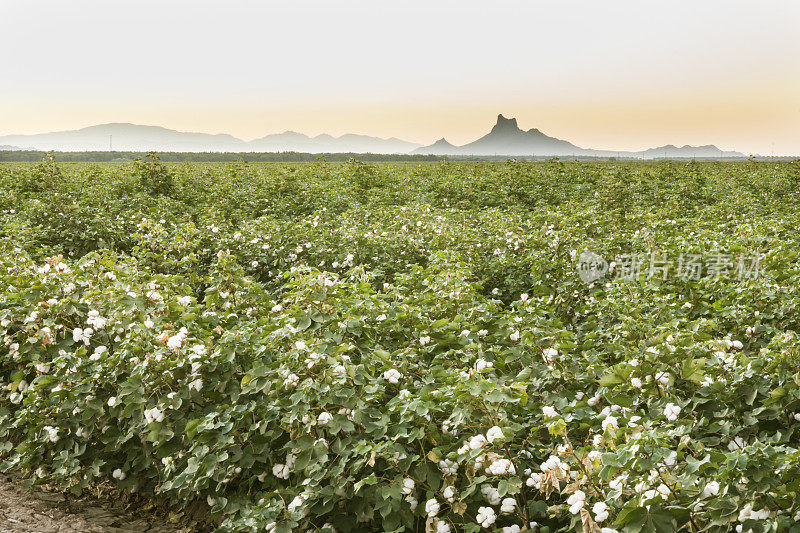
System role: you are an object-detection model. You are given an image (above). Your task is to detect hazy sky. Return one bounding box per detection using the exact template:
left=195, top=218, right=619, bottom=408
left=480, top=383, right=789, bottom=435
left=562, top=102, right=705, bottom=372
left=2, top=0, right=799, bottom=154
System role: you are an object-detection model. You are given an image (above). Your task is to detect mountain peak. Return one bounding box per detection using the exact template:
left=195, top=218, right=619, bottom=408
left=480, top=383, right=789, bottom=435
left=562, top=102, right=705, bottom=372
left=491, top=114, right=520, bottom=134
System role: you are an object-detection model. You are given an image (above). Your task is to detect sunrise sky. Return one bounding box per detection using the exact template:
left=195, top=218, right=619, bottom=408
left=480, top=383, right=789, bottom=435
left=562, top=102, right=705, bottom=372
left=2, top=0, right=799, bottom=155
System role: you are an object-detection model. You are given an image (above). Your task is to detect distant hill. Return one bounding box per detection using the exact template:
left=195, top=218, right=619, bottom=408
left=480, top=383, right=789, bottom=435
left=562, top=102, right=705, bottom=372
left=0, top=124, right=421, bottom=154
left=638, top=144, right=742, bottom=159
left=414, top=114, right=744, bottom=158
left=248, top=131, right=420, bottom=154
left=460, top=115, right=583, bottom=156
left=412, top=138, right=461, bottom=155
left=0, top=117, right=744, bottom=158
left=0, top=124, right=247, bottom=152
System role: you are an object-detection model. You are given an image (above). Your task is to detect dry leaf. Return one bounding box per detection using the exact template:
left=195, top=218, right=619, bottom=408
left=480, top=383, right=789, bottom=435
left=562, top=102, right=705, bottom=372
left=580, top=508, right=601, bottom=533
left=542, top=470, right=559, bottom=500
left=425, top=517, right=437, bottom=533
left=465, top=462, right=475, bottom=482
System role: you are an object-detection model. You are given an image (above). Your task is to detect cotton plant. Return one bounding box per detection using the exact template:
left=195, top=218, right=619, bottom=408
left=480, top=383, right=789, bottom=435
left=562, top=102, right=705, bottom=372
left=3, top=161, right=800, bottom=531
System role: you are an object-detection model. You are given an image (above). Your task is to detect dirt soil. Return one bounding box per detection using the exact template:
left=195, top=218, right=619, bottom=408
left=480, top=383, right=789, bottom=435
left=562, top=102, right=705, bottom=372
left=0, top=474, right=192, bottom=533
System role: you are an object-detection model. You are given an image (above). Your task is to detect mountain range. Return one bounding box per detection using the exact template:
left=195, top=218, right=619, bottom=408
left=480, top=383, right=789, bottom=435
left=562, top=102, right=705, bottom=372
left=0, top=116, right=743, bottom=158
left=413, top=115, right=743, bottom=158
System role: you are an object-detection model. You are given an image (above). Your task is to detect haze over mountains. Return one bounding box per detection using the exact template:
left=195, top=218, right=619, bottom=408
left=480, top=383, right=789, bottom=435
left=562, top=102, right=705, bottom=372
left=0, top=116, right=744, bottom=158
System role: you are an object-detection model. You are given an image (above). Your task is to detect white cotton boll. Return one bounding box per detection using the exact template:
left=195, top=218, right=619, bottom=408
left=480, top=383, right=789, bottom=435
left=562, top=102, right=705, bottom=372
left=481, top=485, right=502, bottom=506
left=419, top=336, right=431, bottom=346
left=86, top=310, right=107, bottom=330
left=442, top=485, right=456, bottom=502
left=609, top=474, right=627, bottom=492
left=526, top=472, right=542, bottom=489
left=287, top=494, right=307, bottom=514
left=295, top=340, right=307, bottom=350
left=510, top=330, right=520, bottom=341
left=90, top=345, right=107, bottom=361
left=284, top=373, right=300, bottom=388
left=475, top=358, right=493, bottom=372
left=177, top=296, right=192, bottom=306
left=166, top=332, right=185, bottom=350
left=400, top=478, right=416, bottom=496
left=602, top=416, right=618, bottom=432
left=107, top=396, right=118, bottom=407
left=73, top=327, right=92, bottom=345
left=469, top=434, right=488, bottom=450
left=144, top=407, right=165, bottom=423
left=664, top=403, right=681, bottom=421
left=587, top=395, right=601, bottom=406
left=436, top=522, right=451, bottom=533
left=476, top=506, right=497, bottom=528
left=500, top=497, right=516, bottom=514
left=44, top=426, right=59, bottom=442
left=593, top=501, right=609, bottom=522
left=703, top=481, right=720, bottom=497
left=112, top=468, right=126, bottom=481
left=34, top=362, right=50, bottom=373
left=425, top=498, right=440, bottom=517
left=542, top=405, right=558, bottom=418
left=543, top=348, right=558, bottom=361
left=188, top=379, right=203, bottom=392
left=272, top=463, right=290, bottom=479
left=486, top=458, right=516, bottom=476
left=794, top=413, right=800, bottom=422
left=317, top=412, right=333, bottom=425
left=405, top=495, right=418, bottom=510
left=655, top=372, right=670, bottom=387
left=631, top=377, right=643, bottom=388
left=486, top=426, right=504, bottom=443
left=566, top=490, right=586, bottom=514
left=383, top=368, right=402, bottom=384
left=601, top=529, right=619, bottom=533
left=438, top=459, right=458, bottom=475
